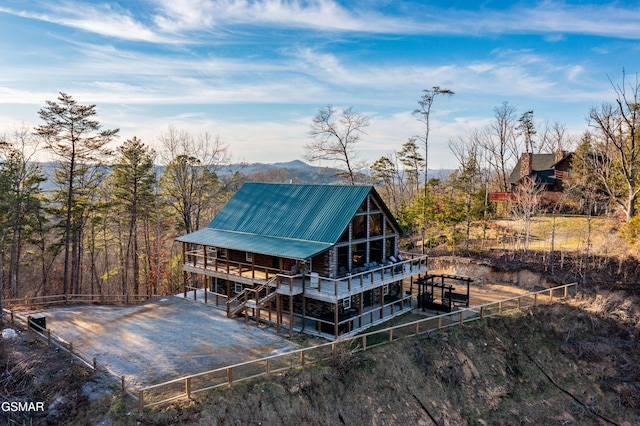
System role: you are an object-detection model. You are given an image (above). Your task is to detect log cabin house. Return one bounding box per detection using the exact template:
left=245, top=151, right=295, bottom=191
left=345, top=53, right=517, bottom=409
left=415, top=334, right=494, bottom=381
left=176, top=182, right=428, bottom=340
left=489, top=150, right=573, bottom=207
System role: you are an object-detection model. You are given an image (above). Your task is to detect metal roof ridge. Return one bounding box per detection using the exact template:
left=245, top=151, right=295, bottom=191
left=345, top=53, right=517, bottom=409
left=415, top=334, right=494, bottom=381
left=243, top=182, right=374, bottom=188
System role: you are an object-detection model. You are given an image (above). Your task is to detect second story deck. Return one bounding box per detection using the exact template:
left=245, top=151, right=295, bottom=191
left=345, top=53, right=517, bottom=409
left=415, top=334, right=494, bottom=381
left=182, top=250, right=428, bottom=303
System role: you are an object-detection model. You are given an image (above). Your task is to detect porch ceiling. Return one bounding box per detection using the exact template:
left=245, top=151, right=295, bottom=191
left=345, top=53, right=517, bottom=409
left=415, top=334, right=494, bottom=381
left=176, top=228, right=333, bottom=260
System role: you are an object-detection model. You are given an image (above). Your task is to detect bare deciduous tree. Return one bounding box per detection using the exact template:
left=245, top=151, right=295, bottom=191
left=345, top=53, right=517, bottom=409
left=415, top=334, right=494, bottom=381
left=539, top=120, right=573, bottom=153
left=510, top=176, right=543, bottom=252
left=305, top=105, right=369, bottom=185
left=589, top=71, right=640, bottom=221
left=159, top=125, right=230, bottom=234
left=413, top=87, right=454, bottom=252
left=0, top=124, right=44, bottom=300
left=479, top=101, right=519, bottom=193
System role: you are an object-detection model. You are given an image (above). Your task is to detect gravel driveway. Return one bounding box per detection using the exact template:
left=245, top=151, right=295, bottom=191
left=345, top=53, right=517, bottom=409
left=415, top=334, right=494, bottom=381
left=33, top=297, right=297, bottom=387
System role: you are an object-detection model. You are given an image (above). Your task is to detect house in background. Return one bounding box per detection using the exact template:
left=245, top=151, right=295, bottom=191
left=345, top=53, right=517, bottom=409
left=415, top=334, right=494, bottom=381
left=176, top=182, right=428, bottom=340
left=490, top=150, right=573, bottom=207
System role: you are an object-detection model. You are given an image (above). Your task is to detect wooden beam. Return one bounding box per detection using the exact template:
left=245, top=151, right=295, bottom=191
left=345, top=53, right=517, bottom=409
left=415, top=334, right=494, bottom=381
left=276, top=295, right=281, bottom=334
left=289, top=295, right=293, bottom=335
left=334, top=303, right=339, bottom=339
left=182, top=243, right=187, bottom=298
left=203, top=246, right=208, bottom=269
left=359, top=292, right=363, bottom=328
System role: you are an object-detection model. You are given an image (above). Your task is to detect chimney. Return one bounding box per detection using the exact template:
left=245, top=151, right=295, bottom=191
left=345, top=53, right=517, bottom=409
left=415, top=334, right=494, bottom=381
left=520, top=152, right=532, bottom=179
left=555, top=150, right=566, bottom=163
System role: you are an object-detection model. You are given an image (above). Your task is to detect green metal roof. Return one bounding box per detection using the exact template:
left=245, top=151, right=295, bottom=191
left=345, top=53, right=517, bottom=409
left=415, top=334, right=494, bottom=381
left=175, top=228, right=333, bottom=261
left=176, top=183, right=394, bottom=259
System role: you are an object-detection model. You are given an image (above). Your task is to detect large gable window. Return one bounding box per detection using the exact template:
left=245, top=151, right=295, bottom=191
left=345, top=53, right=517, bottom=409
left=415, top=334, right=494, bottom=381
left=337, top=246, right=349, bottom=274
left=351, top=243, right=366, bottom=268
left=385, top=219, right=395, bottom=234
left=385, top=237, right=396, bottom=258
left=338, top=226, right=350, bottom=243
left=370, top=239, right=383, bottom=263
left=369, top=213, right=382, bottom=236
left=353, top=215, right=366, bottom=240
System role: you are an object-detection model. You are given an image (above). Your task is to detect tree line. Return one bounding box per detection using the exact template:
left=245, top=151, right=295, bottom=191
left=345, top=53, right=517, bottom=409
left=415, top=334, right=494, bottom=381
left=304, top=73, right=640, bottom=255
left=0, top=93, right=239, bottom=320
left=1, top=72, right=639, bottom=316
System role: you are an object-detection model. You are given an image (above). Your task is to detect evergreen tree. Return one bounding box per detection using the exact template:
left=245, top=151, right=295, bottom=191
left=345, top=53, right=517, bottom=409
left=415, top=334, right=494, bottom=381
left=35, top=92, right=118, bottom=296
left=0, top=127, right=45, bottom=300
left=370, top=156, right=399, bottom=213
left=397, top=138, right=424, bottom=199
left=111, top=137, right=156, bottom=295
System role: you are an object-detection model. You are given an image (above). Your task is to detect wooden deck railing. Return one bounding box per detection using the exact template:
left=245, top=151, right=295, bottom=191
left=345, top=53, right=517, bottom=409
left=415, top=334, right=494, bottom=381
left=184, top=250, right=282, bottom=280
left=190, top=253, right=428, bottom=302
left=137, top=282, right=578, bottom=410
left=4, top=293, right=149, bottom=308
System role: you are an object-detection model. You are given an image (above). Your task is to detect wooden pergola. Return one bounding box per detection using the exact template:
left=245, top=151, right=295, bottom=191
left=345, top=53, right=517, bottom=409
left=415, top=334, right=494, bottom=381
left=416, top=274, right=472, bottom=313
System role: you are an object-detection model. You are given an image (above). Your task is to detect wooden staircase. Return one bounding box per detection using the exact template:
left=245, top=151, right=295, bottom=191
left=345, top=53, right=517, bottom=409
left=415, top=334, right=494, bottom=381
left=227, top=276, right=279, bottom=318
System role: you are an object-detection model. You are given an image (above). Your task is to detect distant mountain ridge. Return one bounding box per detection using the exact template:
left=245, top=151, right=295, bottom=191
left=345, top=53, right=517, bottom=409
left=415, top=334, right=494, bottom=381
left=36, top=159, right=454, bottom=189
left=36, top=160, right=349, bottom=189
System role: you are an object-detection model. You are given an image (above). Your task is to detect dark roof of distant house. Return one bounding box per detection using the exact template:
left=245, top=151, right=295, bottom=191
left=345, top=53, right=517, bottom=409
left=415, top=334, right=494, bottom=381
left=176, top=182, right=400, bottom=260
left=508, top=152, right=572, bottom=186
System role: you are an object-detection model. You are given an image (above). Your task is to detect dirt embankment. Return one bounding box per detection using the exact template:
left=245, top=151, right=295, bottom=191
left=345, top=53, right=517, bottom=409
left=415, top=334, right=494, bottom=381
left=430, top=250, right=640, bottom=295
left=429, top=255, right=559, bottom=290
left=0, top=327, right=115, bottom=425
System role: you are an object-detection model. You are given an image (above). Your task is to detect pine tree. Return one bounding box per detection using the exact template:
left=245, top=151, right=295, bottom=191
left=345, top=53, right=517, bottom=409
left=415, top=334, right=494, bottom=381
left=111, top=137, right=156, bottom=296
left=35, top=93, right=118, bottom=296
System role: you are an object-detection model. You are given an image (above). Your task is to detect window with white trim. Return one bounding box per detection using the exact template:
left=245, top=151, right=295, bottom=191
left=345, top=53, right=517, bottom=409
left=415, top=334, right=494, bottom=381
left=343, top=297, right=351, bottom=310
left=219, top=248, right=227, bottom=259
left=246, top=252, right=253, bottom=262
left=235, top=283, right=243, bottom=294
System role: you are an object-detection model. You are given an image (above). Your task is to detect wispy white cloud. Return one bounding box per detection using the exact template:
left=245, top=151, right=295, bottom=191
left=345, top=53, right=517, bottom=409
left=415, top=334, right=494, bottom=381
left=4, top=1, right=640, bottom=42
left=0, top=2, right=167, bottom=42
left=0, top=38, right=608, bottom=108
left=1, top=0, right=636, bottom=166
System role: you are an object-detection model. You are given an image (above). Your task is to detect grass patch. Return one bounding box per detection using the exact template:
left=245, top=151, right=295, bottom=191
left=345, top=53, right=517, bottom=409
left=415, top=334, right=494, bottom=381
left=494, top=215, right=618, bottom=253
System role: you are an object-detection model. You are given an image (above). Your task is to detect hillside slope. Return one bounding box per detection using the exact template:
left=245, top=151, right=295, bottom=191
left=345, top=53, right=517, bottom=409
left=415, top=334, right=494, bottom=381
left=3, top=294, right=638, bottom=425
left=125, top=293, right=638, bottom=425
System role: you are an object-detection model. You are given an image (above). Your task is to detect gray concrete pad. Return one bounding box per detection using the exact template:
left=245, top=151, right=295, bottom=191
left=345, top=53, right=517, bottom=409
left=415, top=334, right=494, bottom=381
left=33, top=297, right=297, bottom=387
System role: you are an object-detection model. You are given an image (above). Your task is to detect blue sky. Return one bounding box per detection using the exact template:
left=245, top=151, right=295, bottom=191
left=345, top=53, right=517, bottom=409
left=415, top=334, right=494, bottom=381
left=1, top=0, right=639, bottom=168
